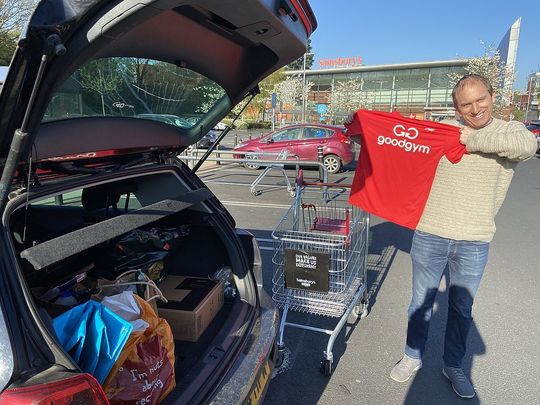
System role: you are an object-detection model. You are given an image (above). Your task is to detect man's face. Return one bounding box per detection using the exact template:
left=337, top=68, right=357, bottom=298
left=454, top=80, right=496, bottom=129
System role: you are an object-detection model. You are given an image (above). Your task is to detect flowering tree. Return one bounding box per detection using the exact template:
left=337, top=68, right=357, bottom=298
left=274, top=74, right=302, bottom=106
left=327, top=79, right=370, bottom=122
left=448, top=43, right=515, bottom=115
left=273, top=74, right=313, bottom=121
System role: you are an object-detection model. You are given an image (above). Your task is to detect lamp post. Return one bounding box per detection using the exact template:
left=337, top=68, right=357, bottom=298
left=524, top=77, right=532, bottom=121
left=301, top=52, right=313, bottom=123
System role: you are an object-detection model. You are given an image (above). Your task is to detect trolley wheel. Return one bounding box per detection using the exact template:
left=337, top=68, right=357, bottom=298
left=347, top=309, right=359, bottom=324
left=348, top=302, right=369, bottom=324
left=360, top=307, right=369, bottom=319
left=320, top=358, right=333, bottom=376
left=251, top=189, right=261, bottom=196
left=274, top=347, right=285, bottom=369
left=289, top=189, right=296, bottom=197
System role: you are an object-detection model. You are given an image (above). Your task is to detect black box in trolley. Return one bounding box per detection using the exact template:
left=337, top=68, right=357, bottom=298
left=271, top=171, right=370, bottom=375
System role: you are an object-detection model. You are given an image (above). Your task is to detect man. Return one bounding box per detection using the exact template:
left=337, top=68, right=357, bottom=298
left=386, top=74, right=537, bottom=398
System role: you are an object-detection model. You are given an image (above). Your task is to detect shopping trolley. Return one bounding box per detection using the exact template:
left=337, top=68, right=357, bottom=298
left=271, top=171, right=369, bottom=375
left=249, top=150, right=296, bottom=197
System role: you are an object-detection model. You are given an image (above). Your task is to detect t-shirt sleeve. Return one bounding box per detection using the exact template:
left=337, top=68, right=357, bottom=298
left=344, top=113, right=363, bottom=136
left=440, top=122, right=467, bottom=164
left=444, top=143, right=467, bottom=163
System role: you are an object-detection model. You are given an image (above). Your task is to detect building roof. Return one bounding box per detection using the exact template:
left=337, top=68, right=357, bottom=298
left=286, top=59, right=469, bottom=76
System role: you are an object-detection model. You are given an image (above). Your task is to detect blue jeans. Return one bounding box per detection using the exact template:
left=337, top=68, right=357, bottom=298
left=404, top=230, right=489, bottom=368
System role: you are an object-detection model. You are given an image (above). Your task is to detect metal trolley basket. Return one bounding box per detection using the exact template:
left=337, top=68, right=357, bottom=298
left=271, top=173, right=369, bottom=375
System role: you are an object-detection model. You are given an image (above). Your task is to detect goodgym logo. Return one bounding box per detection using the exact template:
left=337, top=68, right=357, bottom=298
left=377, top=124, right=430, bottom=154
left=393, top=124, right=419, bottom=140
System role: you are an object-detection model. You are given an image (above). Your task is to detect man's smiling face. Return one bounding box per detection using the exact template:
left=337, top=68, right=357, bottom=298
left=454, top=78, right=496, bottom=129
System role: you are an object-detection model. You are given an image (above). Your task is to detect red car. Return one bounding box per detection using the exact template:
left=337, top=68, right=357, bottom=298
left=525, top=121, right=540, bottom=152
left=233, top=124, right=355, bottom=174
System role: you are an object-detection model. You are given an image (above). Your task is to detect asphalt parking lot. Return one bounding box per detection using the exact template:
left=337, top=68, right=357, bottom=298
left=189, top=138, right=540, bottom=405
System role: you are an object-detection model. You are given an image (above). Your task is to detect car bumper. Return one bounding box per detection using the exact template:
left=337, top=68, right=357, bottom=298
left=210, top=290, right=279, bottom=405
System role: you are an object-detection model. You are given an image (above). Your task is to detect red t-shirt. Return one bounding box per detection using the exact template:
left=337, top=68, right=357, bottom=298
left=346, top=110, right=466, bottom=229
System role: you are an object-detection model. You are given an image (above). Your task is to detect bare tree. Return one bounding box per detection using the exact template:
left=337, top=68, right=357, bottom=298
left=77, top=59, right=124, bottom=115
left=0, top=0, right=34, bottom=35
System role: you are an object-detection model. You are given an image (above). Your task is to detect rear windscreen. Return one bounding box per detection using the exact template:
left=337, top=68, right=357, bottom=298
left=43, top=57, right=227, bottom=129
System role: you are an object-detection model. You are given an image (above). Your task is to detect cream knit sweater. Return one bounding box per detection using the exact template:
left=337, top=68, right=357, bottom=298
left=416, top=117, right=537, bottom=242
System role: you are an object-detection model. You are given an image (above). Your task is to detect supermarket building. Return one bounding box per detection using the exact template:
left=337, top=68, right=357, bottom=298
left=285, top=17, right=521, bottom=122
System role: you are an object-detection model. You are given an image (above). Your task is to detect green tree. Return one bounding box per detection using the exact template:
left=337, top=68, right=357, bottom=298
left=231, top=68, right=287, bottom=122
left=0, top=0, right=36, bottom=65
left=286, top=38, right=313, bottom=71
left=0, top=31, right=15, bottom=64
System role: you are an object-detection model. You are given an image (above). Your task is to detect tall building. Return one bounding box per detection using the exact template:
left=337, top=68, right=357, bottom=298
left=497, top=17, right=521, bottom=105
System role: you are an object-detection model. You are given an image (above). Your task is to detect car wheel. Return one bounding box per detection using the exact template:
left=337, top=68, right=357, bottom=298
left=323, top=154, right=341, bottom=174
left=244, top=152, right=261, bottom=170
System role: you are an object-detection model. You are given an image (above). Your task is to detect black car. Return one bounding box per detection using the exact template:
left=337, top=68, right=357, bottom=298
left=0, top=1, right=316, bottom=404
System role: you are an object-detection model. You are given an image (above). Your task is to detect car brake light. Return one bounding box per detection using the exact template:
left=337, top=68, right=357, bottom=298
left=337, top=132, right=351, bottom=144
left=0, top=373, right=109, bottom=404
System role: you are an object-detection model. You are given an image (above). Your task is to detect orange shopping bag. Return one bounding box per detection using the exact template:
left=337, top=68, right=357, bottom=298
left=102, top=294, right=176, bottom=404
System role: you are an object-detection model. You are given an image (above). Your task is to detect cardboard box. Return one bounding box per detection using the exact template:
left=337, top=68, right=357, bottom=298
left=157, top=276, right=224, bottom=342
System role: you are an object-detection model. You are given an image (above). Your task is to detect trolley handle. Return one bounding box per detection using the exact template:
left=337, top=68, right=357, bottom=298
left=302, top=181, right=352, bottom=189
left=296, top=168, right=352, bottom=189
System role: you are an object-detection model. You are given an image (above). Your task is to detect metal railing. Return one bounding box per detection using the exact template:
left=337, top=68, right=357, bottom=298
left=176, top=149, right=331, bottom=196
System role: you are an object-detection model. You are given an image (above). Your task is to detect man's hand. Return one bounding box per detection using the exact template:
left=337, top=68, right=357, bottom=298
left=460, top=126, right=475, bottom=145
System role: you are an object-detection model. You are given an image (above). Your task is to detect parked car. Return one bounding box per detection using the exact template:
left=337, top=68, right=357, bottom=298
left=195, top=130, right=218, bottom=149
left=0, top=1, right=316, bottom=404
left=136, top=114, right=217, bottom=148
left=525, top=121, right=540, bottom=152
left=233, top=124, right=354, bottom=174
left=135, top=113, right=193, bottom=128
left=214, top=122, right=228, bottom=131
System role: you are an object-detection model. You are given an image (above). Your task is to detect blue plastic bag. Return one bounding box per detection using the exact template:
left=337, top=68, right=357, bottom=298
left=52, top=300, right=133, bottom=383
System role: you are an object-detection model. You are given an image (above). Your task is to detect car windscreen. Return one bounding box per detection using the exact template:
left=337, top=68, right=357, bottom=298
left=43, top=57, right=227, bottom=129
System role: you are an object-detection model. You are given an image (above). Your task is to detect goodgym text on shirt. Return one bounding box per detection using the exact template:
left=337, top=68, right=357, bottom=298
left=376, top=124, right=431, bottom=154
left=346, top=109, right=466, bottom=229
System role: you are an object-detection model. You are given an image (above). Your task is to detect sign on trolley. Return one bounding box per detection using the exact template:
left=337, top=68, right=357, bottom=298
left=284, top=249, right=329, bottom=292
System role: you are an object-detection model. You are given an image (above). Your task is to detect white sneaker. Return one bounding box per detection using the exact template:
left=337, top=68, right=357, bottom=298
left=390, top=354, right=422, bottom=383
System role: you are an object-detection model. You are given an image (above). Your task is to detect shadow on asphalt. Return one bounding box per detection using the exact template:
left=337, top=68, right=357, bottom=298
left=364, top=222, right=413, bottom=313
left=403, top=276, right=486, bottom=404
left=250, top=221, right=417, bottom=405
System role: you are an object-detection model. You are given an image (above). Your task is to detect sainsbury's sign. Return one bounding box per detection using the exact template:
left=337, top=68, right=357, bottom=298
left=318, top=56, right=362, bottom=68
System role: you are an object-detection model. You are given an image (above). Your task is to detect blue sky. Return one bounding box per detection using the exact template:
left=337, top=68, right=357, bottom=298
left=308, top=0, right=539, bottom=90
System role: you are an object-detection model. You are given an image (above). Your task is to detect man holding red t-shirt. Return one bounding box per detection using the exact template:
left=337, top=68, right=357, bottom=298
left=346, top=74, right=536, bottom=399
